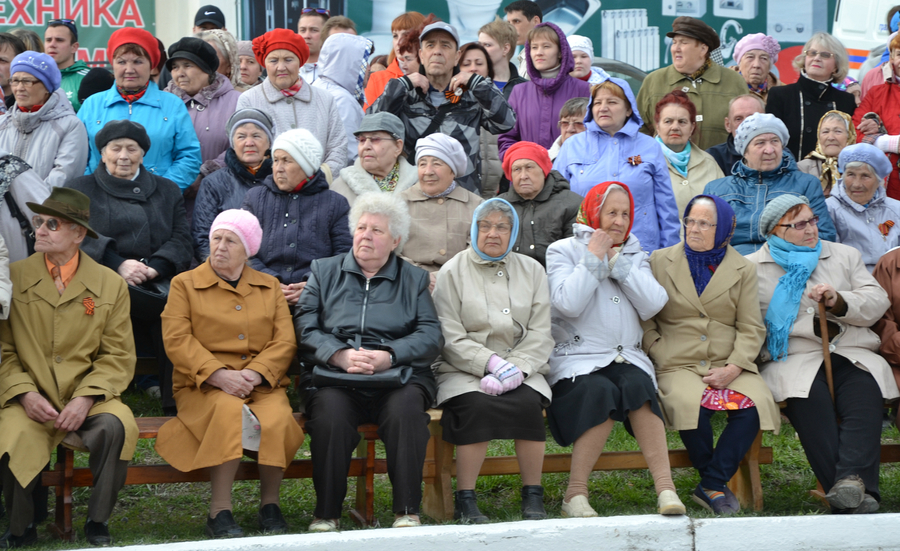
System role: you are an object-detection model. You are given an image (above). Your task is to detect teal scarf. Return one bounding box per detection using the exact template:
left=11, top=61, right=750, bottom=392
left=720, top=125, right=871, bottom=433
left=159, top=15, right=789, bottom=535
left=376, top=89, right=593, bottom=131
left=764, top=236, right=822, bottom=361
left=657, top=136, right=691, bottom=177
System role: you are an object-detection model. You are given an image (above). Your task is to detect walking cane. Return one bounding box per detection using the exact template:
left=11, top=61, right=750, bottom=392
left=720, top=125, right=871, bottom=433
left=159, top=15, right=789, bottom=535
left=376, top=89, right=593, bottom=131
left=818, top=301, right=836, bottom=405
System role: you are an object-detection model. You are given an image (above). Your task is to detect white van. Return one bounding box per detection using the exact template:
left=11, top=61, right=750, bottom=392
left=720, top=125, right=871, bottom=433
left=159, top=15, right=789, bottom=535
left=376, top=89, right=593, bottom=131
left=832, top=0, right=896, bottom=79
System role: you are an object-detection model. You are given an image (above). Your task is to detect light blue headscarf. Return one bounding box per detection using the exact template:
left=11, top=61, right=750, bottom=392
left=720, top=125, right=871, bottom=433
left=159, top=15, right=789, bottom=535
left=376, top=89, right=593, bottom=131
left=470, top=198, right=520, bottom=261
left=764, top=235, right=822, bottom=361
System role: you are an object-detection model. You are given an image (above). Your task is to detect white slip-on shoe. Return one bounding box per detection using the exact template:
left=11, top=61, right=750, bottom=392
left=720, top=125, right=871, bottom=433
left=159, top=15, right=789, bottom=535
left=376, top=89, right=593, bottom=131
left=308, top=518, right=339, bottom=532
left=561, top=495, right=599, bottom=518
left=658, top=490, right=686, bottom=515
left=392, top=514, right=421, bottom=528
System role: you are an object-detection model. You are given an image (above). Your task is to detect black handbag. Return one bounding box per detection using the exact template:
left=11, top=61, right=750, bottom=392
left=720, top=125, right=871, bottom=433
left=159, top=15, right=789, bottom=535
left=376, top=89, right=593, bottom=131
left=311, top=364, right=412, bottom=389
left=128, top=278, right=171, bottom=320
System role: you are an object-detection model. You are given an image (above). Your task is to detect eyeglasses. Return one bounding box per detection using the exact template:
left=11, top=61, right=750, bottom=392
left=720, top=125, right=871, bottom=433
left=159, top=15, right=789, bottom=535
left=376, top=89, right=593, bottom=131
left=301, top=8, right=330, bottom=16
left=477, top=221, right=512, bottom=234
left=558, top=120, right=586, bottom=130
left=779, top=215, right=819, bottom=231
left=355, top=136, right=392, bottom=145
left=48, top=19, right=78, bottom=41
left=32, top=216, right=63, bottom=231
left=682, top=217, right=717, bottom=231
left=804, top=49, right=834, bottom=60
left=10, top=78, right=41, bottom=88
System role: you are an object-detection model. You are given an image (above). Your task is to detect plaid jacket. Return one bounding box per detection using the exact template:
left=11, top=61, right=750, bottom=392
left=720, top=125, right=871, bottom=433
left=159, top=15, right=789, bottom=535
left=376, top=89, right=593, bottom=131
left=369, top=74, right=515, bottom=194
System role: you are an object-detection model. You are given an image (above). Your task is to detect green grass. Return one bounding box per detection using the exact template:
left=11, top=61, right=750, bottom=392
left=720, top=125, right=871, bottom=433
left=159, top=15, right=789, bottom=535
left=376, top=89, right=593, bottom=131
left=16, top=389, right=900, bottom=549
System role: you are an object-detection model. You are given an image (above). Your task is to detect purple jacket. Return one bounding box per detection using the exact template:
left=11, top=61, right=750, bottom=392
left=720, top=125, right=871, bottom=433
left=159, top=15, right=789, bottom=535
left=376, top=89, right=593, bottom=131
left=498, top=22, right=592, bottom=158
left=165, top=73, right=242, bottom=165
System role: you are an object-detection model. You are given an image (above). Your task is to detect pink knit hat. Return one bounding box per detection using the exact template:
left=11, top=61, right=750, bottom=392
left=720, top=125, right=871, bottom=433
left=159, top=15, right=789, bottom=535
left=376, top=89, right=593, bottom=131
left=734, top=33, right=781, bottom=64
left=209, top=209, right=262, bottom=257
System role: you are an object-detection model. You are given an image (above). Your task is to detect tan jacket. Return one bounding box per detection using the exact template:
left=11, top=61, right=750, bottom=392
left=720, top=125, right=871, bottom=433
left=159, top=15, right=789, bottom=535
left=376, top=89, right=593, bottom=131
left=432, top=248, right=553, bottom=405
left=666, top=145, right=725, bottom=217
left=748, top=241, right=899, bottom=402
left=642, top=244, right=779, bottom=431
left=400, top=183, right=483, bottom=272
left=155, top=260, right=302, bottom=471
left=0, top=252, right=137, bottom=486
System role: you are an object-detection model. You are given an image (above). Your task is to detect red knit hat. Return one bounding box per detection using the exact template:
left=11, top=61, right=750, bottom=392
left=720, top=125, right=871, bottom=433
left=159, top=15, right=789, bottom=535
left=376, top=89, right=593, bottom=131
left=107, top=28, right=161, bottom=69
left=502, top=141, right=552, bottom=181
left=252, top=29, right=310, bottom=68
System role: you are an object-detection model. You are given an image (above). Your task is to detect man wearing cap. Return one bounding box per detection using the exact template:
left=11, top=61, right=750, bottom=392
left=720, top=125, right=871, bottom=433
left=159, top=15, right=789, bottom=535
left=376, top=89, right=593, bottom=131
left=498, top=141, right=582, bottom=267
left=44, top=20, right=90, bottom=113
left=298, top=8, right=330, bottom=84
left=369, top=21, right=515, bottom=194
left=707, top=94, right=765, bottom=176
left=194, top=5, right=227, bottom=32
left=636, top=16, right=747, bottom=150
left=703, top=112, right=835, bottom=254
left=732, top=33, right=782, bottom=102
left=0, top=187, right=136, bottom=547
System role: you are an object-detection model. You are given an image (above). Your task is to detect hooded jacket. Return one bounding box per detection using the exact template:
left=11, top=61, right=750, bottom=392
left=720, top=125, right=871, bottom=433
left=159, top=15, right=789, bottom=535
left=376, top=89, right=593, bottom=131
left=498, top=170, right=582, bottom=266
left=497, top=23, right=591, bottom=158
left=0, top=87, right=88, bottom=188
left=703, top=151, right=837, bottom=255
left=552, top=77, right=680, bottom=254
left=826, top=180, right=900, bottom=272
left=313, top=34, right=372, bottom=163
left=165, top=73, right=242, bottom=167
left=241, top=170, right=352, bottom=283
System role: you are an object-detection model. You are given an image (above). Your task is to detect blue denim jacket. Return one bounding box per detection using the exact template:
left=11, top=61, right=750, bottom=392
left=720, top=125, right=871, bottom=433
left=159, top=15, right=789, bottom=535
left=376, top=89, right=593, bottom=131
left=704, top=152, right=836, bottom=255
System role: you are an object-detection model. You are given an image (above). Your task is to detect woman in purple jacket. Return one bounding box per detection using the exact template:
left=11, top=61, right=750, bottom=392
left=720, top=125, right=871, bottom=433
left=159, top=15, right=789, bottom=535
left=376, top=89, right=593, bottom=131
left=497, top=22, right=591, bottom=158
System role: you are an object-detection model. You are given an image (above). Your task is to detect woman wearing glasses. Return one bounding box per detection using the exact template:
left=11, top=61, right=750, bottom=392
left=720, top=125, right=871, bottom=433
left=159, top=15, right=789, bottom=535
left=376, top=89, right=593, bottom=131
left=642, top=193, right=779, bottom=516
left=747, top=195, right=896, bottom=514
left=765, top=32, right=856, bottom=161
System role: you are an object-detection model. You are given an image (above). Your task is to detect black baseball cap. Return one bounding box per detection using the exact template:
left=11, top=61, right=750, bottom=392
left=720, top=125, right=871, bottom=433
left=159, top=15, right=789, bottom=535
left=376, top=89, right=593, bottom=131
left=195, top=5, right=226, bottom=28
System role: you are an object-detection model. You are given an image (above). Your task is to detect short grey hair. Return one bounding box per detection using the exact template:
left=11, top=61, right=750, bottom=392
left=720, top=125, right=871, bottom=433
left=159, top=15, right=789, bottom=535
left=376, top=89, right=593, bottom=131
left=475, top=199, right=515, bottom=226
left=844, top=160, right=877, bottom=178
left=792, top=32, right=849, bottom=83
left=559, top=97, right=589, bottom=120
left=728, top=93, right=765, bottom=113
left=688, top=196, right=717, bottom=216
left=349, top=192, right=412, bottom=252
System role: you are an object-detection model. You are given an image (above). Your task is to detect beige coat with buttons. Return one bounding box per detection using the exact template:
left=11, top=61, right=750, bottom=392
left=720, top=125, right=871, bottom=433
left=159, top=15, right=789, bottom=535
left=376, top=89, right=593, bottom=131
left=665, top=144, right=724, bottom=218
left=642, top=243, right=780, bottom=432
left=400, top=183, right=483, bottom=272
left=155, top=260, right=303, bottom=471
left=0, top=252, right=137, bottom=486
left=747, top=240, right=899, bottom=403
left=432, top=247, right=553, bottom=405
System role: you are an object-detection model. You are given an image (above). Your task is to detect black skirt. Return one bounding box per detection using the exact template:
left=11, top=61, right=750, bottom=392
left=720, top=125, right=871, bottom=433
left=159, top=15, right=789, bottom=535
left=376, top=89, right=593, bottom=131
left=547, top=362, right=662, bottom=447
left=440, top=385, right=547, bottom=445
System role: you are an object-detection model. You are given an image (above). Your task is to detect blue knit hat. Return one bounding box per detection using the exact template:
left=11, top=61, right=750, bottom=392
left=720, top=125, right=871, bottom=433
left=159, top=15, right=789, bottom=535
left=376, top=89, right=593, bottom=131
left=838, top=143, right=893, bottom=182
left=734, top=112, right=789, bottom=156
left=10, top=51, right=61, bottom=92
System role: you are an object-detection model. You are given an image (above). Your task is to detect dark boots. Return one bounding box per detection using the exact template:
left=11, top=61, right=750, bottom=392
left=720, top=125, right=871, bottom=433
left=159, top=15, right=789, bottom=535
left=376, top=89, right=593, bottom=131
left=521, top=485, right=547, bottom=520
left=453, top=490, right=488, bottom=524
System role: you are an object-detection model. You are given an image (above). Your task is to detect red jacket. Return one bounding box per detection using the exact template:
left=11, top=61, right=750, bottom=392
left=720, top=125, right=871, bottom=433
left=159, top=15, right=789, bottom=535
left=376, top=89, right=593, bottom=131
left=363, top=58, right=404, bottom=111
left=854, top=81, right=900, bottom=199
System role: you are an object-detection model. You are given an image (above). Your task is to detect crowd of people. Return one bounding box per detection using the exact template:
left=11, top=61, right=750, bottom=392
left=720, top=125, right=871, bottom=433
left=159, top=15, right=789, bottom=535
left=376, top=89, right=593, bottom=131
left=2, top=1, right=900, bottom=546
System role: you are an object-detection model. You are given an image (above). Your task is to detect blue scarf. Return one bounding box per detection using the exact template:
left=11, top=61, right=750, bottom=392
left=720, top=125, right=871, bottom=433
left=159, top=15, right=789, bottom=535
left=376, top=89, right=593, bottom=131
left=471, top=198, right=520, bottom=261
left=657, top=136, right=691, bottom=177
left=683, top=195, right=734, bottom=297
left=764, top=236, right=822, bottom=362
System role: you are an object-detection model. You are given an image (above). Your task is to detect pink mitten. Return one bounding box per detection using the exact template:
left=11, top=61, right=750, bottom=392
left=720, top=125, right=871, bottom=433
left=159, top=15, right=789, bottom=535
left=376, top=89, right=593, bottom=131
left=480, top=374, right=503, bottom=395
left=487, top=355, right=525, bottom=394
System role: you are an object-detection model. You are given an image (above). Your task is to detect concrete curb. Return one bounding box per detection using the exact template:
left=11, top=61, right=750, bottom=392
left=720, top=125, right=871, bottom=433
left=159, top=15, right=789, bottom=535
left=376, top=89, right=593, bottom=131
left=69, top=513, right=900, bottom=551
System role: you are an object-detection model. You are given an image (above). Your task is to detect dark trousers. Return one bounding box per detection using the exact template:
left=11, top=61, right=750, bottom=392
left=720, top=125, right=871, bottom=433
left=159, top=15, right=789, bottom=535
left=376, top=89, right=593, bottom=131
left=783, top=355, right=884, bottom=500
left=132, top=313, right=175, bottom=411
left=305, top=384, right=431, bottom=519
left=678, top=406, right=760, bottom=491
left=1, top=413, right=128, bottom=535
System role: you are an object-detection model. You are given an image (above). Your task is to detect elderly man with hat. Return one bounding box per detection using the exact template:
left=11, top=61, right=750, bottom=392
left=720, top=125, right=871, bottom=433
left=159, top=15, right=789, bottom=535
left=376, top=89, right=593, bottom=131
left=498, top=141, right=582, bottom=267
left=732, top=33, right=782, bottom=101
left=636, top=16, right=747, bottom=150
left=704, top=112, right=836, bottom=255
left=369, top=20, right=516, bottom=194
left=236, top=28, right=347, bottom=179
left=0, top=50, right=88, bottom=189
left=0, top=187, right=137, bottom=547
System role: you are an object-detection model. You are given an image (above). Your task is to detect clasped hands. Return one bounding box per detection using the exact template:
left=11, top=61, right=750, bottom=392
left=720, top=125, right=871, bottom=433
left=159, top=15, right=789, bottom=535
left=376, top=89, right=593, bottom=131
left=329, top=347, right=392, bottom=375
left=19, top=392, right=95, bottom=432
left=481, top=355, right=525, bottom=396
left=206, top=368, right=263, bottom=398
left=118, top=259, right=159, bottom=286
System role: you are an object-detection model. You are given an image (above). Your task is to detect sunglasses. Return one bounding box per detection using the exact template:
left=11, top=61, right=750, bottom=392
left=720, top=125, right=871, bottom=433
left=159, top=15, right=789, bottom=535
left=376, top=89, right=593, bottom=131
left=32, top=216, right=64, bottom=231
left=48, top=19, right=78, bottom=41
left=804, top=49, right=834, bottom=60
left=301, top=8, right=330, bottom=16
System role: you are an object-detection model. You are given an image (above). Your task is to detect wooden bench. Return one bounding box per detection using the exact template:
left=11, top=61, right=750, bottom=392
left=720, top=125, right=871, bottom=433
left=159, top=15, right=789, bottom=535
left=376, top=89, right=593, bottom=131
left=42, top=408, right=775, bottom=540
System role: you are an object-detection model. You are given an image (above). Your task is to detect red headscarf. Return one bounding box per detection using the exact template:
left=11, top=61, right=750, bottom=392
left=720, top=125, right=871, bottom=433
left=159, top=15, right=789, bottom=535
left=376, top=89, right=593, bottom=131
left=502, top=141, right=552, bottom=181
left=107, top=28, right=161, bottom=69
left=252, top=29, right=310, bottom=68
left=576, top=181, right=634, bottom=245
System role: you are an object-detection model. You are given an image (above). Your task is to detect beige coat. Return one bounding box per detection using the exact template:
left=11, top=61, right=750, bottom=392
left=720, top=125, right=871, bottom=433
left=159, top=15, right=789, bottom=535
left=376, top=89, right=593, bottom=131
left=330, top=157, right=418, bottom=207
left=432, top=248, right=553, bottom=405
left=400, top=183, right=483, bottom=272
left=747, top=241, right=899, bottom=402
left=155, top=261, right=302, bottom=471
left=642, top=244, right=779, bottom=431
left=666, top=145, right=725, bottom=217
left=0, top=252, right=137, bottom=486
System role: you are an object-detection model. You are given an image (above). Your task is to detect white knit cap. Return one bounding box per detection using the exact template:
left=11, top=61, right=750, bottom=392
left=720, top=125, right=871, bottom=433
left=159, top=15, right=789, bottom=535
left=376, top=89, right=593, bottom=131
left=271, top=128, right=324, bottom=177
left=733, top=113, right=789, bottom=156
left=567, top=35, right=594, bottom=59
left=415, top=134, right=468, bottom=177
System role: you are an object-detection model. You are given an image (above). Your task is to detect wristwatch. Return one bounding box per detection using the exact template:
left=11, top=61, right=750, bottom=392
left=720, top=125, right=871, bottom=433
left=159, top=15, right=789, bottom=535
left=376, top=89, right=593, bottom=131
left=389, top=351, right=396, bottom=367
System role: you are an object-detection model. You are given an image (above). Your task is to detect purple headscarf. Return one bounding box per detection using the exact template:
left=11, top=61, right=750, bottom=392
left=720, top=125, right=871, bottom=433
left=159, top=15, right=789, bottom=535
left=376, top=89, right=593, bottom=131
left=683, top=194, right=735, bottom=297
left=524, top=22, right=575, bottom=95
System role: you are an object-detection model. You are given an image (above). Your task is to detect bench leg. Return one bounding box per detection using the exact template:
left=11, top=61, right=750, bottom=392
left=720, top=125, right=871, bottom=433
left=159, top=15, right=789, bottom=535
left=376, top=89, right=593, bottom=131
left=351, top=431, right=377, bottom=528
left=48, top=445, right=74, bottom=541
left=726, top=430, right=764, bottom=511
left=422, top=418, right=454, bottom=521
